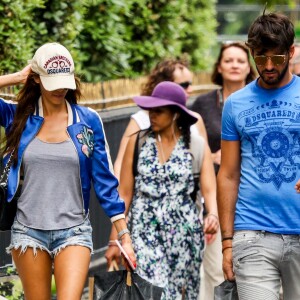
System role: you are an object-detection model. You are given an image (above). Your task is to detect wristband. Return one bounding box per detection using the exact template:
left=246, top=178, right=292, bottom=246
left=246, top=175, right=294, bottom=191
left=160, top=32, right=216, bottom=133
left=108, top=240, right=118, bottom=247
left=117, top=228, right=130, bottom=240
left=222, top=237, right=233, bottom=242
left=222, top=246, right=232, bottom=254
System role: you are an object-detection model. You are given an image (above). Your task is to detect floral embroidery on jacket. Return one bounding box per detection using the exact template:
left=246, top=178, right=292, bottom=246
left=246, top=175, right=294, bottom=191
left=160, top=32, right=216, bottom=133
left=76, top=126, right=94, bottom=158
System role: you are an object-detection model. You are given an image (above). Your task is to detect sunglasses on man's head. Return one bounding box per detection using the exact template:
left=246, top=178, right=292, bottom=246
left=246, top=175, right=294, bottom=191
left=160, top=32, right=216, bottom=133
left=254, top=55, right=286, bottom=66
left=178, top=81, right=192, bottom=89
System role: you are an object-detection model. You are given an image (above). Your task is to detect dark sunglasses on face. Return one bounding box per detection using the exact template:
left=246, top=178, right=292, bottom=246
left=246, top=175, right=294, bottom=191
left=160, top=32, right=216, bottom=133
left=178, top=81, right=192, bottom=89
left=254, top=55, right=286, bottom=66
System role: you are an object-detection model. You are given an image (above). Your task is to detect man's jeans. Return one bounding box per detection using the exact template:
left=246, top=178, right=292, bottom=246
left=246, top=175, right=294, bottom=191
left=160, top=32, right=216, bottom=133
left=233, top=230, right=300, bottom=300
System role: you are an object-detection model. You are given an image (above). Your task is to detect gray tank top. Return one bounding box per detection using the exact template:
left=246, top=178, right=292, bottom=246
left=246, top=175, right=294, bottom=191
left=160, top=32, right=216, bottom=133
left=17, top=137, right=85, bottom=230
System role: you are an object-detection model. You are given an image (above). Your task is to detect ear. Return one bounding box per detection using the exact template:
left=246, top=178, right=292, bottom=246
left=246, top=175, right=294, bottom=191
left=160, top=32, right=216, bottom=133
left=289, top=45, right=295, bottom=60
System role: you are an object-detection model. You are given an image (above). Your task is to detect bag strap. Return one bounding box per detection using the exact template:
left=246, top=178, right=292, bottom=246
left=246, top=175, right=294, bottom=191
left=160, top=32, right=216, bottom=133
left=108, top=259, right=119, bottom=272
left=0, top=150, right=14, bottom=185
left=132, top=130, right=148, bottom=177
left=132, top=131, right=140, bottom=178
left=190, top=134, right=205, bottom=177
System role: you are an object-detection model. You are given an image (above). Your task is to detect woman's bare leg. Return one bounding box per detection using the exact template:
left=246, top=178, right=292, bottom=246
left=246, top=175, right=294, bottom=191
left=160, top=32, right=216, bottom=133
left=54, top=246, right=91, bottom=300
left=12, top=248, right=52, bottom=300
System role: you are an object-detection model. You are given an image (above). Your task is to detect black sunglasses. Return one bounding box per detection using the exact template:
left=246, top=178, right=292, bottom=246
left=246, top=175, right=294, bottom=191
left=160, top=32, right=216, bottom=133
left=254, top=55, right=286, bottom=66
left=178, top=81, right=192, bottom=89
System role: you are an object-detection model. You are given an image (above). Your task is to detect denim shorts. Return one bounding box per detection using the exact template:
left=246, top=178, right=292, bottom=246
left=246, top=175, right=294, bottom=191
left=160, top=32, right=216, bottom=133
left=7, top=218, right=93, bottom=258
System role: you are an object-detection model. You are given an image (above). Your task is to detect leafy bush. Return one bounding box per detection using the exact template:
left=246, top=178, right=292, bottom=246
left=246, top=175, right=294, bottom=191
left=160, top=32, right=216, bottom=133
left=0, top=0, right=217, bottom=81
left=0, top=266, right=23, bottom=299
left=0, top=0, right=44, bottom=72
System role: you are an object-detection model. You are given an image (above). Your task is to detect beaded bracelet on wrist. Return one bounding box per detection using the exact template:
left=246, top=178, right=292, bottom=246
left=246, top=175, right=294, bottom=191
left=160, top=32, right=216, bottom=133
left=117, top=228, right=130, bottom=240
left=107, top=240, right=118, bottom=247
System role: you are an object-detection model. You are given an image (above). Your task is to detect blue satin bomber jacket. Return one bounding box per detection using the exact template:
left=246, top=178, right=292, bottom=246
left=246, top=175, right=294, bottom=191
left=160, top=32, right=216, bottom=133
left=0, top=97, right=125, bottom=220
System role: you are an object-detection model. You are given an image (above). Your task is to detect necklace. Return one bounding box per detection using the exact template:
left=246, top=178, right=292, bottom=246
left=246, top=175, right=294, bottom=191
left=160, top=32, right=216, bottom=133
left=157, top=123, right=179, bottom=164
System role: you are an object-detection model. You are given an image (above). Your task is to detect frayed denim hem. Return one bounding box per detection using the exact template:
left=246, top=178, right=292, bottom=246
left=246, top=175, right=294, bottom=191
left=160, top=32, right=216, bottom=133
left=52, top=242, right=94, bottom=257
left=6, top=242, right=51, bottom=257
left=6, top=242, right=93, bottom=258
left=8, top=218, right=94, bottom=258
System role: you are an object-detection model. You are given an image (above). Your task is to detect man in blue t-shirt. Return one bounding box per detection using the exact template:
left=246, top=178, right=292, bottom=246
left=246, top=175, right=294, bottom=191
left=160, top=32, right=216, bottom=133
left=218, top=12, right=300, bottom=299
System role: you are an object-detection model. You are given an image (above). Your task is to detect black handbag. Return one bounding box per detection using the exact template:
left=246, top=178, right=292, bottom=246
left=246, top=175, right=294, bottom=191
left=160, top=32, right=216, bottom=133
left=92, top=270, right=163, bottom=300
left=0, top=152, right=17, bottom=231
left=214, top=280, right=239, bottom=300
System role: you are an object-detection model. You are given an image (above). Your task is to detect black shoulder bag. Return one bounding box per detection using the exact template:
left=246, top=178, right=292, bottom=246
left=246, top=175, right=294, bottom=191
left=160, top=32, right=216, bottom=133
left=0, top=151, right=17, bottom=231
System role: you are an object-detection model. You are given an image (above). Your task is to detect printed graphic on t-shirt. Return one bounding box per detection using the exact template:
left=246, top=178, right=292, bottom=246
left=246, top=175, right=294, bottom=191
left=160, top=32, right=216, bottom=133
left=238, top=99, right=300, bottom=190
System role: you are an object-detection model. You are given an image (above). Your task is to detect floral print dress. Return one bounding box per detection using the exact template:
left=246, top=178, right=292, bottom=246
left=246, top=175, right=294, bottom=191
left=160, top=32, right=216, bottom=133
left=128, top=132, right=204, bottom=300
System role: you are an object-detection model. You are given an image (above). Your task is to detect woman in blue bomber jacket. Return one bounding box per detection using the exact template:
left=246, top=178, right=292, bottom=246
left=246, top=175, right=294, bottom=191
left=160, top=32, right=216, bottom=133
left=0, top=43, right=136, bottom=300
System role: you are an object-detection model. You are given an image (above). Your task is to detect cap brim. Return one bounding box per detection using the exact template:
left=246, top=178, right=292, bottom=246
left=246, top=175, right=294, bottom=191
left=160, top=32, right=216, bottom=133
left=133, top=95, right=198, bottom=125
left=40, top=74, right=76, bottom=91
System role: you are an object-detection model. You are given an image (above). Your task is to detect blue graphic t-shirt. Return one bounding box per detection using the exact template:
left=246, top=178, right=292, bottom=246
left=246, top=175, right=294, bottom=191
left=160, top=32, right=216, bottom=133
left=222, top=75, right=300, bottom=234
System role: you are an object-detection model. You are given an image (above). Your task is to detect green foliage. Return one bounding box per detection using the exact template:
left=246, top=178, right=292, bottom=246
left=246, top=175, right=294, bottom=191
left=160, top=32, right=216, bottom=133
left=0, top=266, right=23, bottom=299
left=0, top=0, right=217, bottom=81
left=244, top=0, right=298, bottom=6
left=179, top=0, right=217, bottom=70
left=0, top=0, right=44, bottom=73
left=0, top=266, right=57, bottom=299
left=78, top=0, right=130, bottom=81
left=294, top=21, right=300, bottom=40
left=32, top=0, right=87, bottom=75
left=80, top=0, right=217, bottom=81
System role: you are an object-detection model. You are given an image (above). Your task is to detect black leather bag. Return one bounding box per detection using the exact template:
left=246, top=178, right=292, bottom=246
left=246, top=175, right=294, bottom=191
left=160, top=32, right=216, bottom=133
left=93, top=270, right=163, bottom=300
left=214, top=280, right=239, bottom=300
left=0, top=153, right=17, bottom=231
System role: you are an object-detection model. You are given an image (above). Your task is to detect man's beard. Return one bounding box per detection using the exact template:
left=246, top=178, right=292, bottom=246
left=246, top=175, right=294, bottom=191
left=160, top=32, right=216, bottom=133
left=257, top=61, right=289, bottom=86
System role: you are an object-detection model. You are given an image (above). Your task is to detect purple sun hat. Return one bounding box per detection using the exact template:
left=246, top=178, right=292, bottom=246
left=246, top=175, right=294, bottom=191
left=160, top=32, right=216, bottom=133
left=133, top=81, right=198, bottom=125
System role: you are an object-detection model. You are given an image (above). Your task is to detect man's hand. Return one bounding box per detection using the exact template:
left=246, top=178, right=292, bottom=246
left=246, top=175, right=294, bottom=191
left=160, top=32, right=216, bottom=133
left=222, top=247, right=235, bottom=281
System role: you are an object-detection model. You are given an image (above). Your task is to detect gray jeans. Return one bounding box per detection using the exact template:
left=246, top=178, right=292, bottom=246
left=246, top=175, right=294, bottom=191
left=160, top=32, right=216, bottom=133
left=233, top=230, right=300, bottom=300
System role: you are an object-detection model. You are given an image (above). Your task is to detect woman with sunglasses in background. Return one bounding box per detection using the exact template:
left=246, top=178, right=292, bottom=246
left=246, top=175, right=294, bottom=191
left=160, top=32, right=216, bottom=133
left=113, top=58, right=208, bottom=179
left=191, top=42, right=256, bottom=300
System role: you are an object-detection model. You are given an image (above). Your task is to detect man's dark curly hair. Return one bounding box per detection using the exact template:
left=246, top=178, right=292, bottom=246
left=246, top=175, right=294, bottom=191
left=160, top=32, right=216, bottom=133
left=141, top=58, right=189, bottom=96
left=246, top=13, right=295, bottom=53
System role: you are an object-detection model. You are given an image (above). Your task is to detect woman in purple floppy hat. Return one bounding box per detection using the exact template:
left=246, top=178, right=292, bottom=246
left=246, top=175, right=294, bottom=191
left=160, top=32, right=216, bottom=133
left=106, top=81, right=218, bottom=299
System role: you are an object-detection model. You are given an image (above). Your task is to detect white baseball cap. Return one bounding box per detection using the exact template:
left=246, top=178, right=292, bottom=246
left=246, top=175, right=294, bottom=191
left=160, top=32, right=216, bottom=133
left=29, top=43, right=76, bottom=91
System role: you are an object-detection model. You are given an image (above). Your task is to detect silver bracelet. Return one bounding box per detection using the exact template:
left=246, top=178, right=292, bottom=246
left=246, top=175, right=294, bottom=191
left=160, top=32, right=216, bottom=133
left=117, top=228, right=130, bottom=240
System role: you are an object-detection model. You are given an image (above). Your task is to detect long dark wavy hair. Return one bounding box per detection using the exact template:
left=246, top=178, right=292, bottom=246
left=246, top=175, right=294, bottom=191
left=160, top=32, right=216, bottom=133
left=173, top=106, right=191, bottom=148
left=3, top=71, right=82, bottom=163
left=141, top=58, right=190, bottom=96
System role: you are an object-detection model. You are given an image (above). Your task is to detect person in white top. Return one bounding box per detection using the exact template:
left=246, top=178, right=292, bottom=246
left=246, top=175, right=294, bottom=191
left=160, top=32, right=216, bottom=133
left=114, top=58, right=208, bottom=179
